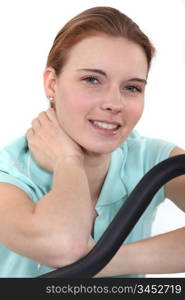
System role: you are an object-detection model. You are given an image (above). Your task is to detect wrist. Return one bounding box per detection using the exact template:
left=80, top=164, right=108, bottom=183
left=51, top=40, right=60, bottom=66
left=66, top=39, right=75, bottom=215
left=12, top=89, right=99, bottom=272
left=53, top=155, right=84, bottom=172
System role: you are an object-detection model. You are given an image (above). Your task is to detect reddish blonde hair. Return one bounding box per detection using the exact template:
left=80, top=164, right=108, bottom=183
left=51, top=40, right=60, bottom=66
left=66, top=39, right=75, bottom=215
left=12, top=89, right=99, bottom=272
left=46, top=6, right=155, bottom=75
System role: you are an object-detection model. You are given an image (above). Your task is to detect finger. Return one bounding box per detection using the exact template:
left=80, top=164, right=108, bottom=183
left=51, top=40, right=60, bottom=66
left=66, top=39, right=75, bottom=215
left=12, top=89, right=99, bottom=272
left=26, top=128, right=34, bottom=138
left=31, top=118, right=41, bottom=130
left=38, top=111, right=51, bottom=124
left=46, top=108, right=58, bottom=123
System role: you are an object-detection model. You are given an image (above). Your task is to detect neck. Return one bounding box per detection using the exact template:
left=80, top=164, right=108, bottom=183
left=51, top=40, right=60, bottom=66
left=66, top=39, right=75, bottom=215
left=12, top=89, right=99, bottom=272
left=83, top=150, right=111, bottom=205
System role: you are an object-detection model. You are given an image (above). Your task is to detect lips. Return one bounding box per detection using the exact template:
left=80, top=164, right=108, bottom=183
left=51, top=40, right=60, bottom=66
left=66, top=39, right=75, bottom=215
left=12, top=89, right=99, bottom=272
left=91, top=120, right=119, bottom=130
left=88, top=119, right=122, bottom=137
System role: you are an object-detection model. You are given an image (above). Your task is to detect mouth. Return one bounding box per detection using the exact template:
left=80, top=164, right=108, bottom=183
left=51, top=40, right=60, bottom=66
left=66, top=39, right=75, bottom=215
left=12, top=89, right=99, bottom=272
left=89, top=120, right=121, bottom=136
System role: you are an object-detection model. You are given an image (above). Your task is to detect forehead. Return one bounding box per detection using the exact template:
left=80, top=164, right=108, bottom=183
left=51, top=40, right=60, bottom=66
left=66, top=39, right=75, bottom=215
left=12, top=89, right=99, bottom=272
left=64, top=34, right=148, bottom=77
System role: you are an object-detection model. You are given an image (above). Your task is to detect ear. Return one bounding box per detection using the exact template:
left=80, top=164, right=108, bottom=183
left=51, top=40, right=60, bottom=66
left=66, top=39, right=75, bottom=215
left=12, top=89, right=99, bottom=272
left=43, top=67, right=57, bottom=98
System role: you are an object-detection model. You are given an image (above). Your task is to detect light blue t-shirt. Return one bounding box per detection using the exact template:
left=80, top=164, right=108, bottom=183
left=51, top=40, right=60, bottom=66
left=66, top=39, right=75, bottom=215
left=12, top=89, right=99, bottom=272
left=0, top=131, right=175, bottom=278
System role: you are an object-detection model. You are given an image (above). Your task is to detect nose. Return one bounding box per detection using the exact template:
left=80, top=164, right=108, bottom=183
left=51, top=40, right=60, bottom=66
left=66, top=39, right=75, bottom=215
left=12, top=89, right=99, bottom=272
left=100, top=87, right=124, bottom=114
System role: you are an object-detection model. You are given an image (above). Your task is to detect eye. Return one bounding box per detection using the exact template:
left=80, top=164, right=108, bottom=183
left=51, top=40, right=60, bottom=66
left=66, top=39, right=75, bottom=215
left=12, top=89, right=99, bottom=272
left=124, top=85, right=142, bottom=93
left=82, top=76, right=100, bottom=84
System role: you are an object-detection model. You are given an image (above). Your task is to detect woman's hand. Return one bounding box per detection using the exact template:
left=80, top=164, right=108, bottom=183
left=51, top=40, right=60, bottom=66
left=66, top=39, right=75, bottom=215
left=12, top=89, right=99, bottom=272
left=26, top=108, right=85, bottom=172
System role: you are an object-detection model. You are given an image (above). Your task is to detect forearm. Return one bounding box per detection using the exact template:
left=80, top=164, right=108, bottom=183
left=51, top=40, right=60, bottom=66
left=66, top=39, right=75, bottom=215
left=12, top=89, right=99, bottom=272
left=95, top=227, right=185, bottom=277
left=33, top=156, right=93, bottom=265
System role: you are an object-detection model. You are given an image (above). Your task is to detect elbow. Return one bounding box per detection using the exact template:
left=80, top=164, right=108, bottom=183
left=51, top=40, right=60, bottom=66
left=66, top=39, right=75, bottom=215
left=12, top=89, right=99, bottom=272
left=52, top=238, right=88, bottom=268
left=39, top=235, right=88, bottom=268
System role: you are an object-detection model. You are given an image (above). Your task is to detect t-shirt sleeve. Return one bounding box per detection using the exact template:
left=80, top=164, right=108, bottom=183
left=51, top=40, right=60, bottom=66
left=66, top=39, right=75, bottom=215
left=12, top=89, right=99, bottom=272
left=0, top=149, right=37, bottom=201
left=143, top=137, right=176, bottom=171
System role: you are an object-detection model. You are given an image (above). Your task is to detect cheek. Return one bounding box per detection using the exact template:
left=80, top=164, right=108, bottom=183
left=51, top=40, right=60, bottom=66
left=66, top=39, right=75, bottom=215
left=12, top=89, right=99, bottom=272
left=127, top=101, right=144, bottom=125
left=63, top=88, right=93, bottom=114
left=55, top=82, right=91, bottom=127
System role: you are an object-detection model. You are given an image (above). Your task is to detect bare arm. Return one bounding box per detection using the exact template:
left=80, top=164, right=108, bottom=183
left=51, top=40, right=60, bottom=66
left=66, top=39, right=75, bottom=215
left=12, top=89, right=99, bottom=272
left=91, top=227, right=185, bottom=277
left=0, top=156, right=93, bottom=267
left=0, top=109, right=94, bottom=268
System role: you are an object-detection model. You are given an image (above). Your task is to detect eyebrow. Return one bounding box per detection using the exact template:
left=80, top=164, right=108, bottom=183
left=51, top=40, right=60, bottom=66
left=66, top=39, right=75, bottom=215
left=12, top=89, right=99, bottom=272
left=76, top=68, right=147, bottom=84
left=129, top=78, right=147, bottom=85
left=76, top=68, right=107, bottom=77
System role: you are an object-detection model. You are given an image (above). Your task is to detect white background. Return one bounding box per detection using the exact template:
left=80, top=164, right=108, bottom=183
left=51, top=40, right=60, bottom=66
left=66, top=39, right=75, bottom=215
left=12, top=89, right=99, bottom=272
left=0, top=0, right=184, bottom=277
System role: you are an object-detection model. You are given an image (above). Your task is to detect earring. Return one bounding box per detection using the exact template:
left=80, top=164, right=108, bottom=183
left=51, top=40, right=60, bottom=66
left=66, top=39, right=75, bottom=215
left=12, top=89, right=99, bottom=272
left=47, top=95, right=55, bottom=108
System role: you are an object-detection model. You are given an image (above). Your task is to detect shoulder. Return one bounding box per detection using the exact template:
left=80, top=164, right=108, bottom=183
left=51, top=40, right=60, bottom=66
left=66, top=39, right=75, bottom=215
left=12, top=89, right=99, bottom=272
left=0, top=136, right=52, bottom=198
left=0, top=136, right=38, bottom=200
left=119, top=130, right=176, bottom=173
left=0, top=136, right=28, bottom=168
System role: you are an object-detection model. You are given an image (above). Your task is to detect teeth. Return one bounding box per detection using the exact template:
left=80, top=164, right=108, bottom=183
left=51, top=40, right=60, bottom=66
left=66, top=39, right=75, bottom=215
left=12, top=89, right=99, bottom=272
left=91, top=120, right=118, bottom=129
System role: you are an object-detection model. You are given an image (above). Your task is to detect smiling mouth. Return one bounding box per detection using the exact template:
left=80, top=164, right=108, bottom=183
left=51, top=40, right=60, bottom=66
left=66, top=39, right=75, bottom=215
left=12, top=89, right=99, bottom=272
left=89, top=120, right=121, bottom=131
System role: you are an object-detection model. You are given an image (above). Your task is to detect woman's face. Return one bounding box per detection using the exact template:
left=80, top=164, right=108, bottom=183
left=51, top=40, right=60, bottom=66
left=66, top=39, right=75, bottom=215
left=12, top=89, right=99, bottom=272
left=51, top=35, right=148, bottom=154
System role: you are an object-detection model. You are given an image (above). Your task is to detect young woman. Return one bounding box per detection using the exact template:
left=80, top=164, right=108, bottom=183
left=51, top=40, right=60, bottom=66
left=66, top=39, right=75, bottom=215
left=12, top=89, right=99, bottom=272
left=0, top=6, right=184, bottom=278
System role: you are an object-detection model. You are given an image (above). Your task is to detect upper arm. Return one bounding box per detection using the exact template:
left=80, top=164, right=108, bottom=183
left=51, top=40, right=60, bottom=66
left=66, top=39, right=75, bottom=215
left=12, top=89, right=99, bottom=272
left=164, top=146, right=185, bottom=212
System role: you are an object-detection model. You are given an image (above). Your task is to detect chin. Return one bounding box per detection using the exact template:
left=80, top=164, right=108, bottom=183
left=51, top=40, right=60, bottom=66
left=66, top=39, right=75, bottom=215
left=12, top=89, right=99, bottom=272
left=82, top=142, right=120, bottom=155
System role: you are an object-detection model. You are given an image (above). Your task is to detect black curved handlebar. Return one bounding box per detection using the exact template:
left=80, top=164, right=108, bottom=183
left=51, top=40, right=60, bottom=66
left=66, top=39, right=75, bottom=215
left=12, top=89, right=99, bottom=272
left=39, top=154, right=185, bottom=278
